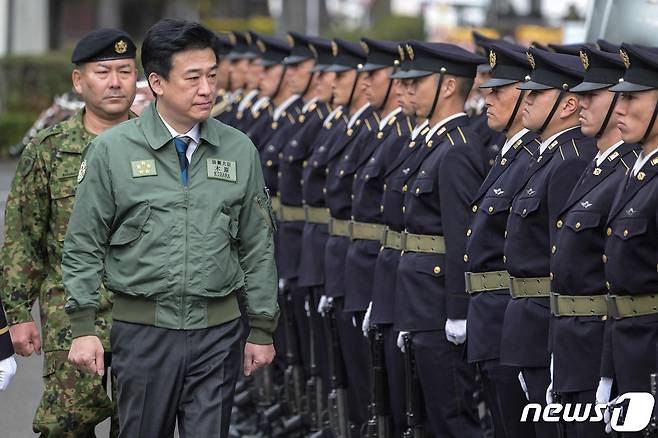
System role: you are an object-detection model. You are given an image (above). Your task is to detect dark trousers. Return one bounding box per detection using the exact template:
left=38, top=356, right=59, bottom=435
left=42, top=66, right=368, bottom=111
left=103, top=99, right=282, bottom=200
left=111, top=319, right=243, bottom=438
left=290, top=281, right=312, bottom=378
left=382, top=325, right=406, bottom=438
left=479, top=360, right=536, bottom=438
left=521, top=367, right=556, bottom=438
left=412, top=330, right=483, bottom=438
left=310, top=287, right=330, bottom=396
left=560, top=389, right=606, bottom=438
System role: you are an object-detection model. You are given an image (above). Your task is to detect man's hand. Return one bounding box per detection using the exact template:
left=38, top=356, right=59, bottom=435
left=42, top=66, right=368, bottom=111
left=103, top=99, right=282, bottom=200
left=243, top=342, right=275, bottom=377
left=0, top=356, right=17, bottom=391
left=68, top=336, right=104, bottom=376
left=445, top=319, right=467, bottom=345
left=396, top=331, right=410, bottom=353
left=9, top=321, right=41, bottom=356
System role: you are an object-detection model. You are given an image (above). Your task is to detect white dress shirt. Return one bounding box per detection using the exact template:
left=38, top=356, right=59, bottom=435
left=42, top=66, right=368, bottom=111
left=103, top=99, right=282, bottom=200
left=158, top=112, right=200, bottom=163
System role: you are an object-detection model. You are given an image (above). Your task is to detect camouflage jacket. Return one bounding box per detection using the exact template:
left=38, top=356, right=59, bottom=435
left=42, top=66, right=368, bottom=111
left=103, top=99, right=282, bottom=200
left=0, top=109, right=122, bottom=352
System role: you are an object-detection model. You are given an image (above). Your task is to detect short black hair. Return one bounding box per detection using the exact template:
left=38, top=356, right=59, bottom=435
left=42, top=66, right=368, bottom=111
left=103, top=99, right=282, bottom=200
left=456, top=76, right=475, bottom=101
left=141, top=19, right=217, bottom=80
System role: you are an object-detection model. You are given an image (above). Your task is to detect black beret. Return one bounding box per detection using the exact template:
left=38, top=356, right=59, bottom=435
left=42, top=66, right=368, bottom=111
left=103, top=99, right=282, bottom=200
left=71, top=28, right=136, bottom=64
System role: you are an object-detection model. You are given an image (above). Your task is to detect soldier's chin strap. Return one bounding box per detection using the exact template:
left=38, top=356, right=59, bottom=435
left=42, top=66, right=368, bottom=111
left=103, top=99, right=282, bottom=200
left=379, top=67, right=397, bottom=111
left=640, top=98, right=658, bottom=144
left=595, top=92, right=620, bottom=139
left=537, top=90, right=565, bottom=136
left=425, top=73, right=445, bottom=120
left=503, top=89, right=526, bottom=134
left=346, top=70, right=361, bottom=109
left=271, top=65, right=288, bottom=102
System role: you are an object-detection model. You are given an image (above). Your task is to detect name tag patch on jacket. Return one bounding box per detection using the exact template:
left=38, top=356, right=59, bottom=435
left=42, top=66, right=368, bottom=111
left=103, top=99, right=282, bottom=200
left=131, top=159, right=157, bottom=177
left=207, top=159, right=237, bottom=182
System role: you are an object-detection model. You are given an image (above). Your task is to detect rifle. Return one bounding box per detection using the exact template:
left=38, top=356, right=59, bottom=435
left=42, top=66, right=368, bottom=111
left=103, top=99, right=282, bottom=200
left=325, top=300, right=352, bottom=438
left=402, top=333, right=424, bottom=438
left=367, top=325, right=391, bottom=438
left=302, top=290, right=326, bottom=432
left=644, top=373, right=658, bottom=437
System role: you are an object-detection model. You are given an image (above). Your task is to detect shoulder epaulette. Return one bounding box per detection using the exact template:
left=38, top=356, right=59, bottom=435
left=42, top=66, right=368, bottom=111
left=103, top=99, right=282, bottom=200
left=405, top=117, right=413, bottom=134
left=446, top=132, right=455, bottom=146
left=620, top=158, right=630, bottom=171
left=396, top=121, right=402, bottom=137
left=607, top=151, right=620, bottom=162
left=373, top=112, right=381, bottom=124
left=558, top=145, right=566, bottom=161
left=571, top=139, right=580, bottom=157
left=522, top=145, right=535, bottom=157
left=33, top=123, right=64, bottom=145
left=420, top=126, right=430, bottom=136
left=456, top=126, right=468, bottom=144
left=315, top=106, right=324, bottom=120
left=364, top=119, right=372, bottom=132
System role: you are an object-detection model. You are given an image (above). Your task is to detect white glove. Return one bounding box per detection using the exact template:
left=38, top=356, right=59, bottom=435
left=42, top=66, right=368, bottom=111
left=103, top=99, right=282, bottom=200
left=397, top=331, right=410, bottom=352
left=596, top=377, right=614, bottom=434
left=518, top=371, right=529, bottom=401
left=362, top=302, right=372, bottom=337
left=445, top=319, right=467, bottom=345
left=0, top=356, right=17, bottom=391
left=546, top=354, right=554, bottom=405
left=317, top=295, right=333, bottom=316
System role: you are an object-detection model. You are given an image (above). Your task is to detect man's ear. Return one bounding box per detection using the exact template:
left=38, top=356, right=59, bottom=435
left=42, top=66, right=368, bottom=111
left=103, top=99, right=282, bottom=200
left=560, top=93, right=580, bottom=119
left=441, top=76, right=457, bottom=99
left=148, top=72, right=165, bottom=97
left=71, top=68, right=83, bottom=95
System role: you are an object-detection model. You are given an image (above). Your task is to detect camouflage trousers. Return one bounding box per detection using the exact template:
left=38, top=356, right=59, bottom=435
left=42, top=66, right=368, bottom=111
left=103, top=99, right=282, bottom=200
left=33, top=350, right=118, bottom=438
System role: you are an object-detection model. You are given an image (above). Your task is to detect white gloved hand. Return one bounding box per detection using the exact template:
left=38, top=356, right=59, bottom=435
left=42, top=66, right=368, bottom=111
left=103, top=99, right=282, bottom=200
left=362, top=302, right=373, bottom=337
left=518, top=371, right=529, bottom=401
left=596, top=377, right=614, bottom=434
left=317, top=295, right=330, bottom=316
left=397, top=331, right=410, bottom=352
left=445, top=319, right=467, bottom=345
left=0, top=356, right=17, bottom=391
left=546, top=354, right=554, bottom=405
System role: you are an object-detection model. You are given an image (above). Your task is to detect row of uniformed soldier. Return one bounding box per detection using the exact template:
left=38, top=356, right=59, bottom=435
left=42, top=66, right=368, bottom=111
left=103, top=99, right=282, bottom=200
left=212, top=30, right=658, bottom=438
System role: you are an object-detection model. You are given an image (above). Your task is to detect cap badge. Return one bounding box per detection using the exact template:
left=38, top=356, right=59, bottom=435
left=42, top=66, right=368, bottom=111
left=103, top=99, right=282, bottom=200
left=228, top=33, right=237, bottom=45
left=331, top=41, right=338, bottom=57
left=620, top=49, right=630, bottom=69
left=245, top=33, right=252, bottom=44
left=489, top=50, right=496, bottom=69
left=257, top=40, right=266, bottom=53
left=360, top=41, right=369, bottom=54
left=527, top=52, right=536, bottom=69
left=398, top=45, right=405, bottom=61
left=406, top=44, right=414, bottom=61
left=579, top=50, right=590, bottom=70
left=309, top=44, right=318, bottom=58
left=115, top=40, right=127, bottom=54
left=287, top=34, right=294, bottom=47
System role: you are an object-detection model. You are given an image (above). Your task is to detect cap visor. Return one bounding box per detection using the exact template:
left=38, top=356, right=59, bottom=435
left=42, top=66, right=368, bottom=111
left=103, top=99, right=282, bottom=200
left=398, top=69, right=433, bottom=79
left=480, top=78, right=519, bottom=88
left=517, top=80, right=554, bottom=91
left=259, top=60, right=278, bottom=68
left=609, top=80, right=655, bottom=92
left=569, top=82, right=612, bottom=93
left=283, top=55, right=312, bottom=65
left=325, top=64, right=352, bottom=73
left=477, top=64, right=492, bottom=74
left=311, top=63, right=329, bottom=73
left=360, top=63, right=388, bottom=72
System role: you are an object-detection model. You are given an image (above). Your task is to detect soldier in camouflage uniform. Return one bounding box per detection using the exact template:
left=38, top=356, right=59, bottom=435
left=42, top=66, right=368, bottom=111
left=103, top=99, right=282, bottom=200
left=0, top=29, right=138, bottom=437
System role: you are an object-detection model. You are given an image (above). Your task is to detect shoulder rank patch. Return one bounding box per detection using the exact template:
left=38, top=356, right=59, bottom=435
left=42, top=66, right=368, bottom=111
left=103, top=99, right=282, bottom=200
left=421, top=126, right=430, bottom=136
left=651, top=156, right=658, bottom=166
left=207, top=158, right=237, bottom=182
left=131, top=159, right=157, bottom=177
left=608, top=151, right=620, bottom=161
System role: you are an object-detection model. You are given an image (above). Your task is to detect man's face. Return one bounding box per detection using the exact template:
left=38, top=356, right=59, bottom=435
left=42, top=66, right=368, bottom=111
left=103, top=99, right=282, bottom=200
left=484, top=83, right=523, bottom=132
left=217, top=59, right=231, bottom=90
left=73, top=58, right=137, bottom=120
left=409, top=74, right=436, bottom=118
left=332, top=69, right=357, bottom=106
left=230, top=58, right=249, bottom=90
left=246, top=59, right=263, bottom=91
left=365, top=67, right=393, bottom=109
left=150, top=48, right=217, bottom=125
left=616, top=90, right=658, bottom=143
left=579, top=89, right=617, bottom=137
left=260, top=64, right=284, bottom=98
left=315, top=71, right=335, bottom=102
left=287, top=59, right=315, bottom=95
left=399, top=79, right=415, bottom=116
left=522, top=89, right=561, bottom=132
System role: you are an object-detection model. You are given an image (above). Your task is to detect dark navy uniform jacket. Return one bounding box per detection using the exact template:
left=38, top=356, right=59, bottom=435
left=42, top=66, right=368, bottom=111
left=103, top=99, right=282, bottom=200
left=602, top=148, right=658, bottom=393
left=501, top=127, right=597, bottom=368
left=344, top=110, right=413, bottom=312
left=0, top=297, right=13, bottom=360
left=259, top=97, right=305, bottom=197
left=550, top=142, right=639, bottom=393
left=324, top=105, right=378, bottom=299
left=214, top=89, right=242, bottom=126
left=465, top=129, right=540, bottom=363
left=230, top=90, right=261, bottom=132
left=395, top=114, right=486, bottom=331
left=277, top=100, right=333, bottom=280
left=244, top=102, right=274, bottom=151
left=371, top=122, right=430, bottom=325
left=297, top=109, right=349, bottom=288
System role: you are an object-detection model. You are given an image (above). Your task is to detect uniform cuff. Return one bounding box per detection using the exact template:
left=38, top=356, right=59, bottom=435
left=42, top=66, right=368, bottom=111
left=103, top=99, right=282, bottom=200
left=5, top=306, right=33, bottom=326
left=446, top=294, right=470, bottom=320
left=247, top=314, right=278, bottom=345
left=68, top=308, right=97, bottom=339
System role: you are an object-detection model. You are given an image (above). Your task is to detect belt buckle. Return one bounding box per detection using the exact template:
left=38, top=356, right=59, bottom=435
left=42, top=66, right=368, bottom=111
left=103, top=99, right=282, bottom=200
left=606, top=295, right=620, bottom=319
left=549, top=292, right=560, bottom=316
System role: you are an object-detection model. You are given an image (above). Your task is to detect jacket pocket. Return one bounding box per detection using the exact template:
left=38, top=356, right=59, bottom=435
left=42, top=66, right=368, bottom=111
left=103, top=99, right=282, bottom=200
left=205, top=211, right=242, bottom=296
left=411, top=177, right=435, bottom=197
left=613, top=217, right=648, bottom=240
left=49, top=176, right=77, bottom=242
left=480, top=196, right=512, bottom=216
left=414, top=253, right=445, bottom=278
left=110, top=202, right=151, bottom=245
left=565, top=211, right=601, bottom=232
left=512, top=197, right=541, bottom=218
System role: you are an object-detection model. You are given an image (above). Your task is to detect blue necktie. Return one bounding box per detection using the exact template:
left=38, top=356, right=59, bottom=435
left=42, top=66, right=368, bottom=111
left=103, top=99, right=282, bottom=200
left=174, top=137, right=190, bottom=186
